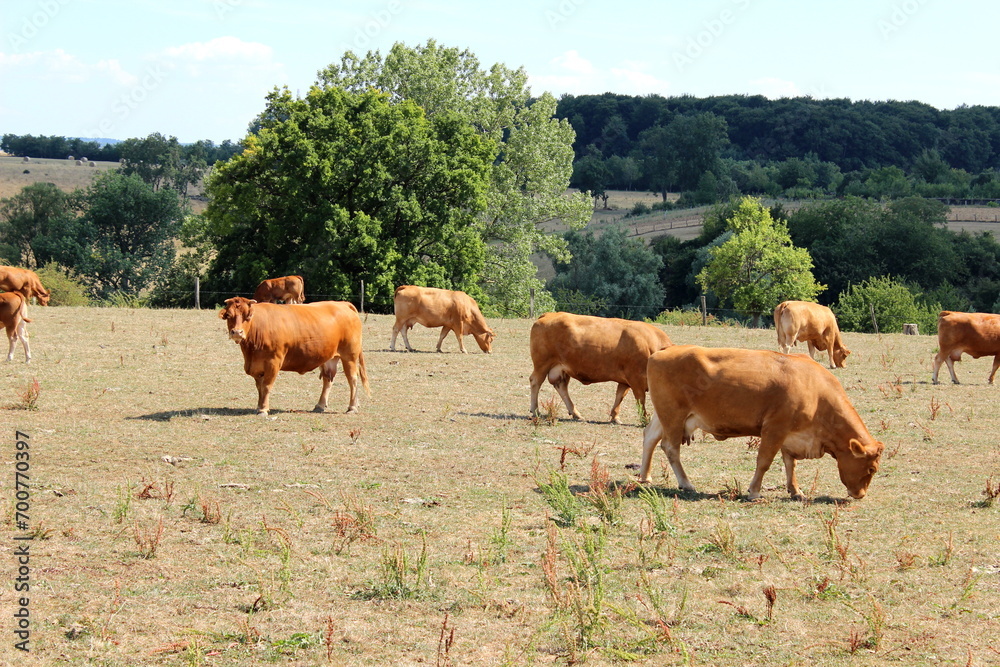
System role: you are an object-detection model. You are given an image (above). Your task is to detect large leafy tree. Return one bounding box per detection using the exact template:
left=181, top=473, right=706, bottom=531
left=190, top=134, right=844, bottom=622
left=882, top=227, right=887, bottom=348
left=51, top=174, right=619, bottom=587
left=0, top=182, right=85, bottom=268
left=203, top=86, right=495, bottom=305
left=79, top=171, right=184, bottom=296
left=548, top=226, right=665, bottom=320
left=119, top=133, right=205, bottom=197
left=697, top=197, right=824, bottom=326
left=319, top=40, right=591, bottom=315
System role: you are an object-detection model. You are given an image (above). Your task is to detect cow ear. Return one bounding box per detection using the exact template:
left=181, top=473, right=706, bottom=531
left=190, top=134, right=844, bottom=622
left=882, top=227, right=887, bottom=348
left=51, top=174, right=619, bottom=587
left=848, top=438, right=867, bottom=457
left=218, top=308, right=227, bottom=319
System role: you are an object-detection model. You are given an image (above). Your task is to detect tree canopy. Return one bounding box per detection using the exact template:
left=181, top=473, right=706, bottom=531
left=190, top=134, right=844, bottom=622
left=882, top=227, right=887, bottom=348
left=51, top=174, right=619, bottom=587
left=319, top=40, right=592, bottom=315
left=203, top=85, right=495, bottom=306
left=697, top=197, right=824, bottom=325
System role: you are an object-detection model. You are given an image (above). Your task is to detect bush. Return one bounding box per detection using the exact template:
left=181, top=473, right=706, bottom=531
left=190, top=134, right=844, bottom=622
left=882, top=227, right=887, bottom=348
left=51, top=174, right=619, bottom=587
left=834, top=276, right=940, bottom=334
left=33, top=263, right=90, bottom=306
left=652, top=308, right=715, bottom=326
left=102, top=291, right=148, bottom=308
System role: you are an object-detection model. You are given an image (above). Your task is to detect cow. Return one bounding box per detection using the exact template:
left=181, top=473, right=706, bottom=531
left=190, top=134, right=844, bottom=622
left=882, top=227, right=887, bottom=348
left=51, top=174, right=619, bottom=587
left=0, top=266, right=51, bottom=307
left=774, top=300, right=850, bottom=369
left=529, top=312, right=673, bottom=424
left=390, top=285, right=495, bottom=354
left=252, top=275, right=305, bottom=304
left=932, top=310, right=1000, bottom=384
left=0, top=292, right=31, bottom=363
left=219, top=297, right=369, bottom=416
left=638, top=345, right=883, bottom=500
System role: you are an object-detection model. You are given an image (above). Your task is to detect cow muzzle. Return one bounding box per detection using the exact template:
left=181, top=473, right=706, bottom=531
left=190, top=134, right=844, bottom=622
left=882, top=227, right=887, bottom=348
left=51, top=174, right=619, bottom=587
left=228, top=328, right=246, bottom=343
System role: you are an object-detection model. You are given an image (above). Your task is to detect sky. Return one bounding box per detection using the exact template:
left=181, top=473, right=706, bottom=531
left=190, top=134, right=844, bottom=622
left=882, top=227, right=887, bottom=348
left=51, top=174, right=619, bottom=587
left=1, top=0, right=998, bottom=144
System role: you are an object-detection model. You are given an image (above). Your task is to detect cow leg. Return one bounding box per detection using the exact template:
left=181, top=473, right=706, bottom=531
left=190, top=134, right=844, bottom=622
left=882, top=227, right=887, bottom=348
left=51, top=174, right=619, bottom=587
left=747, top=431, right=785, bottom=499
left=989, top=355, right=1000, bottom=385
left=639, top=413, right=695, bottom=491
left=781, top=450, right=804, bottom=500
left=314, top=359, right=338, bottom=413
left=17, top=319, right=29, bottom=363
left=609, top=383, right=631, bottom=424
left=931, top=351, right=947, bottom=384
left=453, top=326, right=468, bottom=354
left=549, top=369, right=582, bottom=420
left=400, top=323, right=416, bottom=352
left=389, top=321, right=401, bottom=351
left=255, top=363, right=280, bottom=416
left=806, top=341, right=818, bottom=361
left=5, top=327, right=16, bottom=362
left=943, top=352, right=961, bottom=384
left=435, top=327, right=452, bottom=353
left=529, top=368, right=545, bottom=417
left=340, top=356, right=362, bottom=413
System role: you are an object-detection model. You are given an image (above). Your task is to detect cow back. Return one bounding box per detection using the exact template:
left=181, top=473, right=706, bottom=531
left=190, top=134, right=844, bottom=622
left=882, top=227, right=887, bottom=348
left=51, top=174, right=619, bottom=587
left=241, top=301, right=362, bottom=373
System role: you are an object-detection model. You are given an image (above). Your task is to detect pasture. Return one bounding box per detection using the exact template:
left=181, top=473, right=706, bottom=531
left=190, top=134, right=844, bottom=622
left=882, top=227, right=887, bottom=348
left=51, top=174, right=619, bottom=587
left=2, top=307, right=998, bottom=666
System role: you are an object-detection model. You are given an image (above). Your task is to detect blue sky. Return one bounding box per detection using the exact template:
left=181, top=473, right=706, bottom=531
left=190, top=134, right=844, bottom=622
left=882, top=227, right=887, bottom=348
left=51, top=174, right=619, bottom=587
left=1, top=0, right=997, bottom=143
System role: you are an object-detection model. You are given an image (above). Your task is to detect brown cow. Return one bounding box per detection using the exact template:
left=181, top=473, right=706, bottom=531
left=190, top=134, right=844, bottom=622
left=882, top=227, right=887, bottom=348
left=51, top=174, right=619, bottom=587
left=252, top=275, right=305, bottom=304
left=0, top=292, right=31, bottom=363
left=219, top=297, right=369, bottom=416
left=0, top=265, right=51, bottom=306
left=529, top=312, right=673, bottom=424
left=390, top=285, right=494, bottom=353
left=774, top=300, right=850, bottom=369
left=932, top=310, right=1000, bottom=384
left=639, top=345, right=883, bottom=500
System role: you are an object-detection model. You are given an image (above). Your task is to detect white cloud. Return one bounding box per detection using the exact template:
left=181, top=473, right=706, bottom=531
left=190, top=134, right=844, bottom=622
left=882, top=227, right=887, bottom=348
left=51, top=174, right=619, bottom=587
left=529, top=51, right=670, bottom=97
left=609, top=66, right=669, bottom=96
left=552, top=49, right=595, bottom=75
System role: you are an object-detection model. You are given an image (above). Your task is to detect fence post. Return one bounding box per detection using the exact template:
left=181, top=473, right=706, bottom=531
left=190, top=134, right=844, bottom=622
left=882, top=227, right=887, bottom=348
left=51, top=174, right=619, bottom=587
left=529, top=288, right=535, bottom=320
left=360, top=280, right=365, bottom=316
left=194, top=276, right=200, bottom=310
left=701, top=295, right=707, bottom=326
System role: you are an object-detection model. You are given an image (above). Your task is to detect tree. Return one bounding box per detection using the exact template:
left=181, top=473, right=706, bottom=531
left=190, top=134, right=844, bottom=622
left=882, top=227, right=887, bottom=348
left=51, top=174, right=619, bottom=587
left=548, top=226, right=664, bottom=320
left=203, top=86, right=495, bottom=306
left=697, top=197, right=824, bottom=326
left=319, top=40, right=591, bottom=315
left=119, top=133, right=205, bottom=197
left=79, top=172, right=184, bottom=297
left=0, top=182, right=84, bottom=268
left=573, top=146, right=611, bottom=208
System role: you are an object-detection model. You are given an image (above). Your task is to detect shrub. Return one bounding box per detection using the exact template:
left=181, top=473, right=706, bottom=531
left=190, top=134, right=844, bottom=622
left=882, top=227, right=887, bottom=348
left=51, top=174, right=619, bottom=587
left=834, top=276, right=940, bottom=334
left=34, top=263, right=91, bottom=306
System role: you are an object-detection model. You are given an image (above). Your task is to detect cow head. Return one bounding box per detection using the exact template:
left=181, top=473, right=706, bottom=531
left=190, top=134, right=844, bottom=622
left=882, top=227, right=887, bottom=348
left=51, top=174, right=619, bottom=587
left=833, top=345, right=851, bottom=368
left=474, top=329, right=496, bottom=354
left=35, top=288, right=50, bottom=306
left=835, top=438, right=883, bottom=499
left=219, top=297, right=257, bottom=343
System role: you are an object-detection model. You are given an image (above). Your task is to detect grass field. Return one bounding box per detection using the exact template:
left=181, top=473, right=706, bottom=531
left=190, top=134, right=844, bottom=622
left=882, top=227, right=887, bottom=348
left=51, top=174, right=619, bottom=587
left=2, top=307, right=999, bottom=666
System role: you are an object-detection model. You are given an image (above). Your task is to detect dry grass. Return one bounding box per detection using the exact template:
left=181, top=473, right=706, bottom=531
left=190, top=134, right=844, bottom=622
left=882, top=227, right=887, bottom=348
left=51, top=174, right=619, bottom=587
left=2, top=307, right=1000, bottom=665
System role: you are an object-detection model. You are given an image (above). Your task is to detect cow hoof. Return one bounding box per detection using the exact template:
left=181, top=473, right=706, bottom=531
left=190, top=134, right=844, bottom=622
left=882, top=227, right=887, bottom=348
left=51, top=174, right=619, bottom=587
left=790, top=492, right=805, bottom=501
left=312, top=405, right=327, bottom=413
left=257, top=410, right=269, bottom=418
left=345, top=406, right=359, bottom=414
left=610, top=417, right=622, bottom=425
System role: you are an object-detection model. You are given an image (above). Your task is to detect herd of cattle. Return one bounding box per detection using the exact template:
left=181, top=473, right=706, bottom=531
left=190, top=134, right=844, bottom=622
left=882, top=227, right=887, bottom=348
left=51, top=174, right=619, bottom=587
left=4, top=265, right=1000, bottom=500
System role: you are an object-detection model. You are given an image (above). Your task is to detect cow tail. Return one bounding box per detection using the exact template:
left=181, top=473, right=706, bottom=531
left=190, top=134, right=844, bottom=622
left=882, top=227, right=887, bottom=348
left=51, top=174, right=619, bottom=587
left=19, top=295, right=32, bottom=323
left=358, top=350, right=371, bottom=395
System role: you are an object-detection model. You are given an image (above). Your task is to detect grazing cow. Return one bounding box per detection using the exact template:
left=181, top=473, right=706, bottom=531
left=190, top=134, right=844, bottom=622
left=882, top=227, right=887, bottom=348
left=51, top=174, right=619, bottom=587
left=219, top=297, right=369, bottom=416
left=0, top=292, right=31, bottom=363
left=639, top=345, right=883, bottom=500
left=252, top=275, right=305, bottom=304
left=932, top=310, right=1000, bottom=384
left=0, top=266, right=51, bottom=306
left=529, top=312, right=673, bottom=424
left=390, top=285, right=494, bottom=353
left=774, top=300, right=850, bottom=369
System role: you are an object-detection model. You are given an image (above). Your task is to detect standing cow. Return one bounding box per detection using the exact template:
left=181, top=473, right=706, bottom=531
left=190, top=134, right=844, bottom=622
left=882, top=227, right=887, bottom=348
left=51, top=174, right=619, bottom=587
left=932, top=310, right=1000, bottom=384
left=390, top=285, right=494, bottom=353
left=639, top=345, right=883, bottom=500
left=529, top=312, right=673, bottom=424
left=219, top=297, right=368, bottom=416
left=774, top=300, right=850, bottom=369
left=0, top=265, right=51, bottom=307
left=1, top=292, right=31, bottom=363
left=252, top=275, right=305, bottom=304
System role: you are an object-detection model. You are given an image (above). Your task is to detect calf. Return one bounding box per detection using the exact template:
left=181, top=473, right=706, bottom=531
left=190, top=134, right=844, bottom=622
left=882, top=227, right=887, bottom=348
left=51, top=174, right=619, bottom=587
left=390, top=285, right=494, bottom=353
